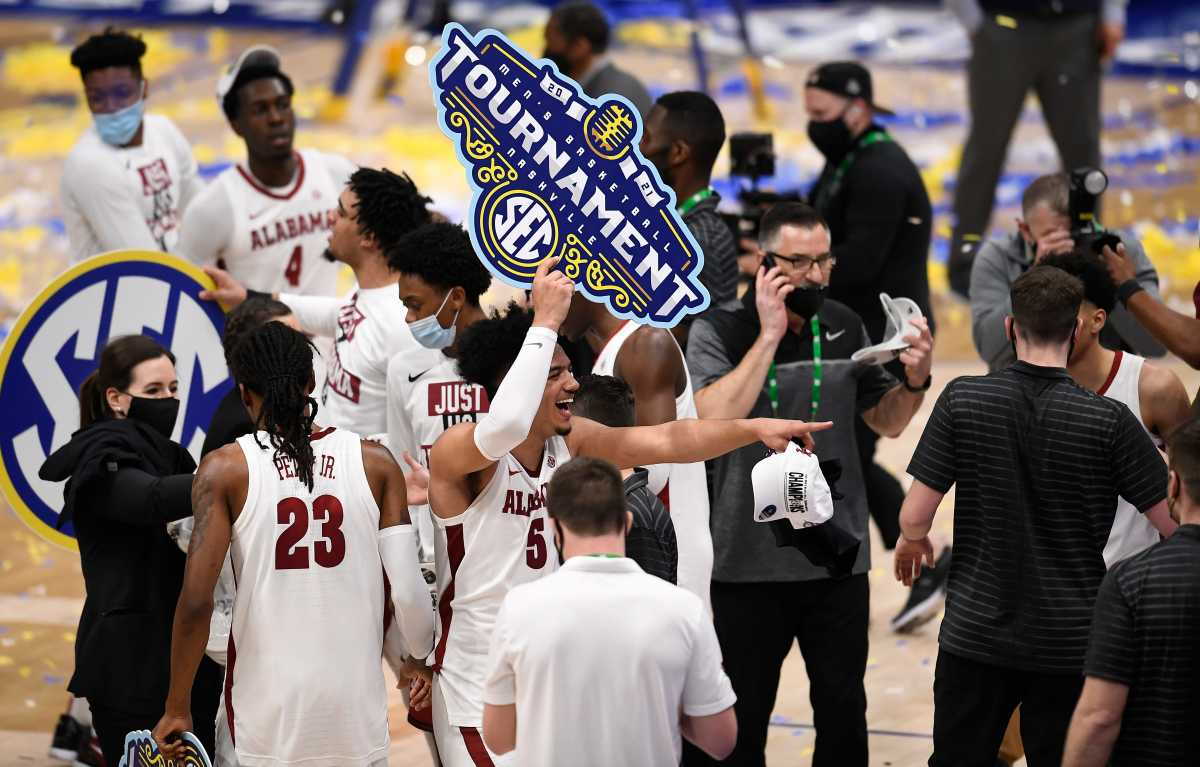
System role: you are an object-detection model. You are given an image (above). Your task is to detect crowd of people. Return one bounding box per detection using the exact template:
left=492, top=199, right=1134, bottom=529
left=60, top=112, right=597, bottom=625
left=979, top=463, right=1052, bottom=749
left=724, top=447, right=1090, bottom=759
left=39, top=2, right=1200, bottom=766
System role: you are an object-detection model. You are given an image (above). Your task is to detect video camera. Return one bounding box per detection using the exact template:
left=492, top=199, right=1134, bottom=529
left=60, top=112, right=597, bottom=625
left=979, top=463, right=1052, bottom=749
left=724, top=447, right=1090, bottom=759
left=721, top=132, right=804, bottom=245
left=1068, top=167, right=1122, bottom=255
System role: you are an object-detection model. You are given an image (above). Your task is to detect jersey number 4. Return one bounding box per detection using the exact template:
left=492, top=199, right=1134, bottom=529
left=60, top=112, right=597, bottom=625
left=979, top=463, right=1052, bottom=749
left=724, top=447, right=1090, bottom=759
left=276, top=495, right=346, bottom=570
left=284, top=245, right=303, bottom=288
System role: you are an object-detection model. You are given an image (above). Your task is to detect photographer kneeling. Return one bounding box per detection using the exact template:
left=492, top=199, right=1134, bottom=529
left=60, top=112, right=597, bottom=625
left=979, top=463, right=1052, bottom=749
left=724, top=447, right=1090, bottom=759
left=970, top=171, right=1163, bottom=372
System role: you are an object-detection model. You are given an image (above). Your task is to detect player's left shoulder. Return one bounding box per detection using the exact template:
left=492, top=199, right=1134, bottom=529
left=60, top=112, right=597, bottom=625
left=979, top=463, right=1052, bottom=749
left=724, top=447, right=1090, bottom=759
left=1138, top=357, right=1187, bottom=404
left=304, top=149, right=358, bottom=185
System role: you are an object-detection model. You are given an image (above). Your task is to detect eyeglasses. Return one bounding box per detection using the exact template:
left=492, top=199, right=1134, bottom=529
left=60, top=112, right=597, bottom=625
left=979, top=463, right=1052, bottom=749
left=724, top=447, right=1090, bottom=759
left=766, top=251, right=837, bottom=273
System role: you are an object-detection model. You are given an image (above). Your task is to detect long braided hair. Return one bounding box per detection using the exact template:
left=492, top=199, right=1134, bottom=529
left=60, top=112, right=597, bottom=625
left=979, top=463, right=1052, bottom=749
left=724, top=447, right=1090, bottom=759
left=229, top=322, right=319, bottom=490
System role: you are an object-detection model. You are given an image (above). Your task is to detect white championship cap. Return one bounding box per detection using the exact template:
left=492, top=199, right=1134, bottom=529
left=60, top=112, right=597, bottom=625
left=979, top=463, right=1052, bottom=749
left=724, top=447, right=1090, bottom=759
left=216, top=45, right=282, bottom=103
left=851, top=293, right=924, bottom=366
left=751, top=443, right=835, bottom=530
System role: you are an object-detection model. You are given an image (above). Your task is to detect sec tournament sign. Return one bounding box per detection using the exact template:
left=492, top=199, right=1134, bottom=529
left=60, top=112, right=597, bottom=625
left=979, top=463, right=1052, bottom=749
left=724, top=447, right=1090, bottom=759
left=430, top=24, right=710, bottom=328
left=0, top=252, right=231, bottom=549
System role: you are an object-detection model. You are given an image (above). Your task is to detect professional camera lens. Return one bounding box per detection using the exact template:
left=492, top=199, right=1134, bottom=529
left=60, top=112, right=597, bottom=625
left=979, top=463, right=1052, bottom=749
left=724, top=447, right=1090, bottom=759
left=1084, top=168, right=1108, bottom=195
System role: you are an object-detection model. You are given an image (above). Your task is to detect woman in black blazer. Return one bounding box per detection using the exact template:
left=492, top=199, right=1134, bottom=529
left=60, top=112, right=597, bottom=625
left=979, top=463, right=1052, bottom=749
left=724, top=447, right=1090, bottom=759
left=40, top=335, right=221, bottom=764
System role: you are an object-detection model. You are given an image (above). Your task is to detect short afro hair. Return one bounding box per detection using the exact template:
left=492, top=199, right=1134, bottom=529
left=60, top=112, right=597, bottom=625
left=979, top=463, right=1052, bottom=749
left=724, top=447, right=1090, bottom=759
left=551, top=1, right=611, bottom=53
left=386, top=223, right=491, bottom=305
left=70, top=27, right=146, bottom=80
left=654, top=91, right=726, bottom=175
left=1039, top=251, right=1118, bottom=313
left=456, top=302, right=535, bottom=399
left=348, top=167, right=432, bottom=253
left=221, top=65, right=295, bottom=122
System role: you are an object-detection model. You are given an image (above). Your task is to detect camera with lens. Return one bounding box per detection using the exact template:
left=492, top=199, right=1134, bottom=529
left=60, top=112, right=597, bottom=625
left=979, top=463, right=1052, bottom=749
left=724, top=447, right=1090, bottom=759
left=1068, top=167, right=1122, bottom=255
left=722, top=132, right=804, bottom=245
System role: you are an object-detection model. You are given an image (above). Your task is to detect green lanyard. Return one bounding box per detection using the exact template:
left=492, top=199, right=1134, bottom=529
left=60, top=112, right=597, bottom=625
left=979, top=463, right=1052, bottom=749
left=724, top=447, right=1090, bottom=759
left=587, top=553, right=622, bottom=559
left=766, top=314, right=822, bottom=420
left=677, top=187, right=715, bottom=216
left=814, top=130, right=892, bottom=211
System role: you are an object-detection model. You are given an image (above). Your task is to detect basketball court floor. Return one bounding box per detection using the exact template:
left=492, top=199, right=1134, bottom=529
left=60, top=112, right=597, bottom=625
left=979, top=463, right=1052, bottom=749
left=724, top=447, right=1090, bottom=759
left=0, top=7, right=1197, bottom=764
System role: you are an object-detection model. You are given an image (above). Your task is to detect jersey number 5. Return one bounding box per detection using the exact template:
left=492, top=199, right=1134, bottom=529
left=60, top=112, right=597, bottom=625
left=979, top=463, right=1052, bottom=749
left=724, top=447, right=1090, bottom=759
left=284, top=245, right=303, bottom=288
left=276, top=495, right=346, bottom=570
left=526, top=517, right=550, bottom=569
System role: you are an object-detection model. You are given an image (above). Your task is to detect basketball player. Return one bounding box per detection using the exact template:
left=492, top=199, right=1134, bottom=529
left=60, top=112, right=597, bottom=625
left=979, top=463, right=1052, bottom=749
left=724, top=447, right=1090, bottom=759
left=64, top=28, right=202, bottom=263
left=427, top=257, right=831, bottom=767
left=177, top=45, right=356, bottom=297
left=385, top=221, right=492, bottom=562
left=152, top=322, right=434, bottom=766
left=1043, top=252, right=1188, bottom=564
left=560, top=291, right=711, bottom=607
left=200, top=166, right=429, bottom=439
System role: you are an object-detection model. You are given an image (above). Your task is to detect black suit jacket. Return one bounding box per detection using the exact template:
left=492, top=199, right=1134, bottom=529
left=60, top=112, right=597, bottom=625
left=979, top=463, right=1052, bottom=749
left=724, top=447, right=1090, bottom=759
left=41, top=419, right=196, bottom=711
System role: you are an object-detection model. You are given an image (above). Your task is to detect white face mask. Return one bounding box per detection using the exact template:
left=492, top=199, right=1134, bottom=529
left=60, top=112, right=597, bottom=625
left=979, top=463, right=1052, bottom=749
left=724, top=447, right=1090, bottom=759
left=407, top=291, right=458, bottom=350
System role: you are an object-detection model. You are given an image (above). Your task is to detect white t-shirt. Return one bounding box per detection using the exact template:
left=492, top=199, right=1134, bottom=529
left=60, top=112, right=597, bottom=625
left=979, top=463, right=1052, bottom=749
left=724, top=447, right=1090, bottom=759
left=228, top=428, right=389, bottom=766
left=386, top=350, right=491, bottom=560
left=178, top=149, right=356, bottom=296
left=62, top=113, right=202, bottom=262
left=484, top=556, right=736, bottom=766
left=280, top=285, right=417, bottom=438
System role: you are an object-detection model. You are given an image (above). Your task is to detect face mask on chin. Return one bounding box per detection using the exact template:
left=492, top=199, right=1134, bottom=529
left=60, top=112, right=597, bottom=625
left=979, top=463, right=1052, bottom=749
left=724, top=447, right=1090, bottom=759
left=785, top=285, right=827, bottom=319
left=408, top=291, right=459, bottom=350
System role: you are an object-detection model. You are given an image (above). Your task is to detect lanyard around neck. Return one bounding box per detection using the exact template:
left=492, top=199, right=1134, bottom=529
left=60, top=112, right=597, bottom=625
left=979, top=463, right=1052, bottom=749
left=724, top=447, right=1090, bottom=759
left=677, top=187, right=715, bottom=216
left=766, top=313, right=822, bottom=420
left=815, top=130, right=892, bottom=210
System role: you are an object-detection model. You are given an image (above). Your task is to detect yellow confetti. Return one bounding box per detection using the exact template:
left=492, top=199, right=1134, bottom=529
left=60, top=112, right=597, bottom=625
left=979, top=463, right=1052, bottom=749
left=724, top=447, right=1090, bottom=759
left=19, top=666, right=31, bottom=678
left=63, top=632, right=75, bottom=643
left=0, top=656, right=12, bottom=667
left=20, top=630, right=34, bottom=642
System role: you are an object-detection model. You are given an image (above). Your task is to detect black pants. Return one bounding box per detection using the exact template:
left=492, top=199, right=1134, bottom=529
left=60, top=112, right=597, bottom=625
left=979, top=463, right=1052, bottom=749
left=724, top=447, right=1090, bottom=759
left=947, top=12, right=1101, bottom=295
left=684, top=576, right=870, bottom=767
left=930, top=650, right=1084, bottom=767
left=856, top=417, right=903, bottom=549
left=89, top=655, right=223, bottom=765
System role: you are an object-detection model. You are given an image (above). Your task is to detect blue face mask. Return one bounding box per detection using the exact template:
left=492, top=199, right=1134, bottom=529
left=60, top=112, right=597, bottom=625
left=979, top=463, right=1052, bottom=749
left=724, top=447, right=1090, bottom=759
left=408, top=291, right=459, bottom=350
left=94, top=97, right=144, bottom=147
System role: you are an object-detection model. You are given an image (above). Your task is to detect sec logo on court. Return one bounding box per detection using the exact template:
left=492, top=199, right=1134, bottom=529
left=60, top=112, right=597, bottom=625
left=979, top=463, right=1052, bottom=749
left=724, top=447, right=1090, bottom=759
left=0, top=252, right=231, bottom=549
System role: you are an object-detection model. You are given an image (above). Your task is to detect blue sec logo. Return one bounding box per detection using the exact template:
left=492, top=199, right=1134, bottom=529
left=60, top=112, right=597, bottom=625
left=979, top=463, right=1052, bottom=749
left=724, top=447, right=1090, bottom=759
left=430, top=23, right=711, bottom=329
left=0, top=252, right=230, bottom=549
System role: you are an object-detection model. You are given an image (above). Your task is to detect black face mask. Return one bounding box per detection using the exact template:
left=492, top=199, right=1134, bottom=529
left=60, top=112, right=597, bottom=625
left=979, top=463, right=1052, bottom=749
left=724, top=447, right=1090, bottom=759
left=807, top=108, right=854, bottom=159
left=552, top=520, right=565, bottom=565
left=785, top=285, right=827, bottom=319
left=646, top=145, right=674, bottom=188
left=125, top=395, right=180, bottom=439
left=542, top=48, right=572, bottom=77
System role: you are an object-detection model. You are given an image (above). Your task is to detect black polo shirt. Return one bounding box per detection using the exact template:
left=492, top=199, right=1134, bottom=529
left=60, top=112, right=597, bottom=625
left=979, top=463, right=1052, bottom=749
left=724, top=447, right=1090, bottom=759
left=686, top=291, right=897, bottom=582
left=1084, top=524, right=1200, bottom=766
left=907, top=362, right=1166, bottom=673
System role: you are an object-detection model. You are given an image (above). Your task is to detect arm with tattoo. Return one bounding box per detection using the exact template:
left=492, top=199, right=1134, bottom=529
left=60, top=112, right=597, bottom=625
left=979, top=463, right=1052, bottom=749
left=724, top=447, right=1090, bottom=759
left=153, top=445, right=242, bottom=756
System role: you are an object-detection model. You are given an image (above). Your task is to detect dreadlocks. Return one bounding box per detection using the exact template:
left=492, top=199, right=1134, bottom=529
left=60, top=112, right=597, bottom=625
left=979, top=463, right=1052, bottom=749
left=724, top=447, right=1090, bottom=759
left=229, top=322, right=319, bottom=490
left=347, top=167, right=432, bottom=252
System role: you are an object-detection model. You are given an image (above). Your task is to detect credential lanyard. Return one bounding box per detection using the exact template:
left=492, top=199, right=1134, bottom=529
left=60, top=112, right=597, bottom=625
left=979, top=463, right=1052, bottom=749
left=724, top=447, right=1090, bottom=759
left=766, top=314, right=822, bottom=420
left=677, top=187, right=715, bottom=216
left=816, top=130, right=892, bottom=211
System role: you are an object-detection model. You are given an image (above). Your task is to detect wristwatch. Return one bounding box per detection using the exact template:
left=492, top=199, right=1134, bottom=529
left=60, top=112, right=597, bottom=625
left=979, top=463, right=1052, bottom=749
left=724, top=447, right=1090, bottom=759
left=1116, top=279, right=1144, bottom=306
left=903, top=374, right=932, bottom=393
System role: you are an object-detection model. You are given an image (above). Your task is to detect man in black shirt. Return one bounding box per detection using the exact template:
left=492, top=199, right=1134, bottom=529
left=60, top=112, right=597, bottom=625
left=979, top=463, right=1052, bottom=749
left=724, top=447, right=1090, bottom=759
left=640, top=91, right=739, bottom=310
left=805, top=61, right=934, bottom=595
left=896, top=265, right=1174, bottom=766
left=572, top=374, right=678, bottom=583
left=1064, top=417, right=1200, bottom=767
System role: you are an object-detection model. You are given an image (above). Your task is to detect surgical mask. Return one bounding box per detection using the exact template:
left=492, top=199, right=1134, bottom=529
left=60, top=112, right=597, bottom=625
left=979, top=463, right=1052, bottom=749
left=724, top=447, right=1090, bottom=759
left=125, top=394, right=180, bottom=440
left=408, top=292, right=459, bottom=350
left=94, top=97, right=145, bottom=147
left=785, top=285, right=826, bottom=319
left=806, top=106, right=854, bottom=159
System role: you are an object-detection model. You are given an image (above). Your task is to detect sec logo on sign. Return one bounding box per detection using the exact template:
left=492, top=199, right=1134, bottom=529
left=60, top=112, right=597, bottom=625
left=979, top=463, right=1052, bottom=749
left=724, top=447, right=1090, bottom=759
left=0, top=252, right=231, bottom=549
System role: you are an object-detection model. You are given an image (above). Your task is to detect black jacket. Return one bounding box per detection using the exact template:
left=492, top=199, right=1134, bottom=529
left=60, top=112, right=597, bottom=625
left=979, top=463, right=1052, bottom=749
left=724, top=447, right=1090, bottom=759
left=809, top=123, right=934, bottom=343
left=201, top=386, right=253, bottom=458
left=623, top=468, right=678, bottom=584
left=40, top=418, right=195, bottom=710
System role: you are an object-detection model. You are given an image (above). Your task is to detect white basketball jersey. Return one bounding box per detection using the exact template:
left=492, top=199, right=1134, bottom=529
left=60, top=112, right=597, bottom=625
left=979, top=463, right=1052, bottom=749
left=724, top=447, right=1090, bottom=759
left=592, top=320, right=713, bottom=609
left=431, top=437, right=569, bottom=727
left=1098, top=351, right=1165, bottom=567
left=227, top=428, right=389, bottom=767
left=216, top=149, right=345, bottom=296
left=386, top=351, right=491, bottom=560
